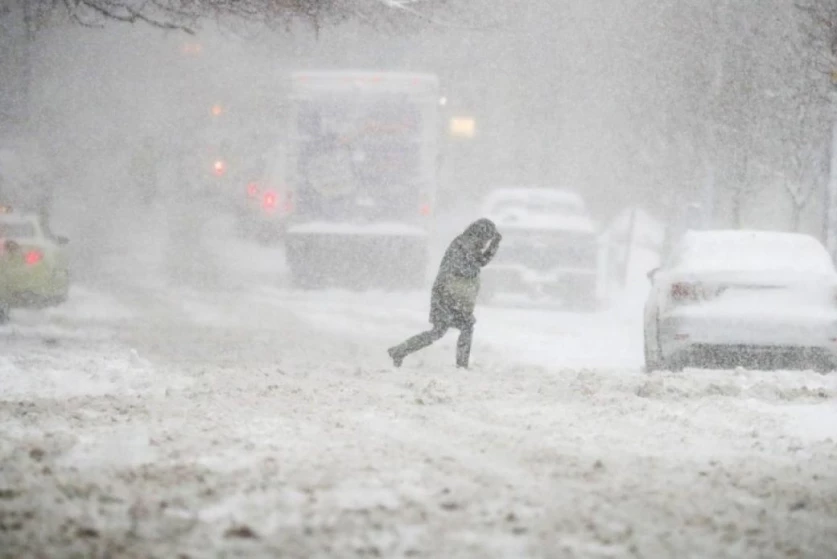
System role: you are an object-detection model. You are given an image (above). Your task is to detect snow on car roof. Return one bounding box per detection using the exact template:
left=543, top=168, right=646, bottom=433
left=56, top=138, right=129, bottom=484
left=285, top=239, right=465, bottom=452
left=483, top=187, right=585, bottom=205
left=481, top=187, right=595, bottom=233
left=672, top=229, right=835, bottom=275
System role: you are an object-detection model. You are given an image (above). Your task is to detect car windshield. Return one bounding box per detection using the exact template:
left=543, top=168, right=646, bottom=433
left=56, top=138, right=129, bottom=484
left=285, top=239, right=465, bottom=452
left=670, top=233, right=834, bottom=275
left=0, top=221, right=36, bottom=239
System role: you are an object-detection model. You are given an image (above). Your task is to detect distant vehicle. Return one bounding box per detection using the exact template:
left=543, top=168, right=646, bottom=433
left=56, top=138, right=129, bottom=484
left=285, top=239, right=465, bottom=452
left=479, top=187, right=600, bottom=309
left=281, top=70, right=440, bottom=289
left=0, top=206, right=70, bottom=324
left=644, top=230, right=837, bottom=372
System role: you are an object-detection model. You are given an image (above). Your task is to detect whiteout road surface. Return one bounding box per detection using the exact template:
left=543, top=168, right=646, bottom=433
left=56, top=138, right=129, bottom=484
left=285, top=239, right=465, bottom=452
left=1, top=238, right=837, bottom=557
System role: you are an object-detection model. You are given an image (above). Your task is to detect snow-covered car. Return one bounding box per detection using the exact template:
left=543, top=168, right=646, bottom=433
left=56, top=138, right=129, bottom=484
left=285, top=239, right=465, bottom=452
left=0, top=207, right=70, bottom=323
left=479, top=187, right=599, bottom=309
left=644, top=229, right=837, bottom=372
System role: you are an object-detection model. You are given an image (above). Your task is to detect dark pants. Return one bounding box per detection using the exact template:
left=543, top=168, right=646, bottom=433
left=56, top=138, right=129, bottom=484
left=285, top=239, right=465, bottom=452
left=390, top=316, right=475, bottom=368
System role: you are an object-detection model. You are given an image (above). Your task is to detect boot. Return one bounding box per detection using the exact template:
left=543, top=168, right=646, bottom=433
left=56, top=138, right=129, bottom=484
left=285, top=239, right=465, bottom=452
left=389, top=325, right=448, bottom=368
left=387, top=346, right=404, bottom=368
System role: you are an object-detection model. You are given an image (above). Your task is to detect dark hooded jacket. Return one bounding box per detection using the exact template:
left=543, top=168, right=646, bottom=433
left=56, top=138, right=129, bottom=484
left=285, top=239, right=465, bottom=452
left=429, top=219, right=501, bottom=326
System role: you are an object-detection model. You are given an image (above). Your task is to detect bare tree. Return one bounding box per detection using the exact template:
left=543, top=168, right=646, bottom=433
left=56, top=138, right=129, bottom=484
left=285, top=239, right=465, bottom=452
left=761, top=3, right=831, bottom=230
left=779, top=106, right=830, bottom=230
left=795, top=0, right=837, bottom=246
left=0, top=0, right=479, bottom=129
left=1, top=0, right=470, bottom=34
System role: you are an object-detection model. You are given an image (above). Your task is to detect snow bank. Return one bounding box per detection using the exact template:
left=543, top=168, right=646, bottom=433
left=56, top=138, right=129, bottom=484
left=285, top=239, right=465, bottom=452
left=0, top=344, right=183, bottom=400
left=1, top=281, right=836, bottom=558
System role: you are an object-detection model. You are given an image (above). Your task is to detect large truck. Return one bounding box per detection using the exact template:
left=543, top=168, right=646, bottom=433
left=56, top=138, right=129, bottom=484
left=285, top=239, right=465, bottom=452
left=282, top=70, right=440, bottom=289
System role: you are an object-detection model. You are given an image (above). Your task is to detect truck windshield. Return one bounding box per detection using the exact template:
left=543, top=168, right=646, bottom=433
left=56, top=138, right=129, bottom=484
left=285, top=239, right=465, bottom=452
left=490, top=197, right=584, bottom=218
left=295, top=97, right=422, bottom=198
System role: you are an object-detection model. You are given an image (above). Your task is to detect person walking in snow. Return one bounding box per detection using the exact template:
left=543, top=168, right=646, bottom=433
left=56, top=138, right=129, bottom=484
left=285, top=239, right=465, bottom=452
left=388, top=218, right=502, bottom=369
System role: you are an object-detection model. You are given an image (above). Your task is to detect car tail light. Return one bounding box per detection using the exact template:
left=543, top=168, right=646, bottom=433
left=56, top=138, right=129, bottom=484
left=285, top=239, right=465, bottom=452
left=420, top=203, right=431, bottom=216
left=263, top=191, right=277, bottom=210
left=247, top=182, right=259, bottom=198
left=212, top=160, right=227, bottom=177
left=670, top=282, right=702, bottom=302
left=25, top=250, right=42, bottom=265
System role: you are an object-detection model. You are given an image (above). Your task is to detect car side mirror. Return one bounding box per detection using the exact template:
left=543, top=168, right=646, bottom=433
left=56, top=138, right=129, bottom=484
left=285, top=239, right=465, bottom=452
left=647, top=267, right=659, bottom=282
left=56, top=236, right=70, bottom=246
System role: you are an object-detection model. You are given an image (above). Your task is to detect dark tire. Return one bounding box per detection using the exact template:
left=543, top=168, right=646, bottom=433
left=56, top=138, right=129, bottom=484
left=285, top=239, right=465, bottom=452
left=663, top=358, right=684, bottom=372
left=0, top=305, right=9, bottom=325
left=644, top=334, right=662, bottom=373
left=813, top=359, right=835, bottom=374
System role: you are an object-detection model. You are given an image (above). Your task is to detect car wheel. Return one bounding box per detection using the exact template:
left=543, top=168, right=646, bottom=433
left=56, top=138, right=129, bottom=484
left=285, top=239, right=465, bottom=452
left=0, top=304, right=9, bottom=325
left=663, top=357, right=685, bottom=372
left=644, top=332, right=663, bottom=373
left=813, top=359, right=835, bottom=375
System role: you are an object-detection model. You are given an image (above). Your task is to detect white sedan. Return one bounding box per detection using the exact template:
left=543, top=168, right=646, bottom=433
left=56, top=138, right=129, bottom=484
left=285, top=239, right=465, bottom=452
left=644, top=230, right=837, bottom=372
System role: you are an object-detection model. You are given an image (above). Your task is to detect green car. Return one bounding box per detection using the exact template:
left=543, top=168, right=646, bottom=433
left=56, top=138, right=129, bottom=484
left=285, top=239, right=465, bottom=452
left=0, top=208, right=70, bottom=323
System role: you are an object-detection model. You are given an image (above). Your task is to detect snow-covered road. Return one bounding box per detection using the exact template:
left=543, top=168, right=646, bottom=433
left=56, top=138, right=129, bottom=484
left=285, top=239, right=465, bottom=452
left=2, top=227, right=837, bottom=557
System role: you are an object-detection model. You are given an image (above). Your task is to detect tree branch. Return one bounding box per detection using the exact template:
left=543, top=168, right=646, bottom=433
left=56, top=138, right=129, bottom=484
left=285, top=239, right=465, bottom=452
left=74, top=0, right=195, bottom=32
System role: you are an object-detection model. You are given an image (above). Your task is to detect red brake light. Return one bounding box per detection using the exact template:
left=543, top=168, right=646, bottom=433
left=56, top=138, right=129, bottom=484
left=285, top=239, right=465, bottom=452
left=212, top=160, right=227, bottom=177
left=263, top=191, right=277, bottom=210
left=419, top=203, right=431, bottom=216
left=25, top=250, right=42, bottom=265
left=247, top=182, right=259, bottom=198
left=670, top=282, right=711, bottom=302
